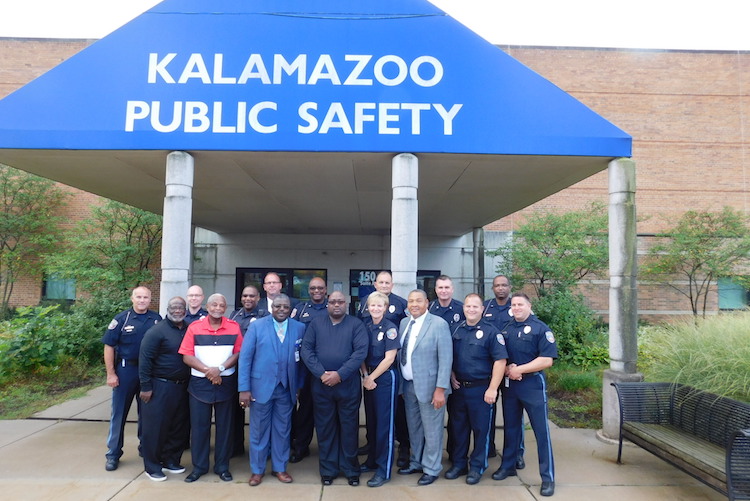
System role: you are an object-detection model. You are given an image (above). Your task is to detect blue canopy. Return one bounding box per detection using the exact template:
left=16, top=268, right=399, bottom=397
left=0, top=0, right=631, bottom=157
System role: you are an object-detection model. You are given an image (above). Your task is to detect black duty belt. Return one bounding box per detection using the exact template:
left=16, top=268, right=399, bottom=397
left=154, top=377, right=187, bottom=384
left=118, top=359, right=138, bottom=367
left=458, top=378, right=490, bottom=388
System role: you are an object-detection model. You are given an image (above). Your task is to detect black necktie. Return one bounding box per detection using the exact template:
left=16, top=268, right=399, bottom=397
left=400, top=319, right=415, bottom=366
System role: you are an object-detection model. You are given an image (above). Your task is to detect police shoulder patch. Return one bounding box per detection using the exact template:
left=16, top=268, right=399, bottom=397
left=291, top=308, right=298, bottom=317
left=545, top=331, right=556, bottom=343
left=496, top=333, right=505, bottom=345
left=386, top=328, right=398, bottom=340
left=107, top=319, right=118, bottom=330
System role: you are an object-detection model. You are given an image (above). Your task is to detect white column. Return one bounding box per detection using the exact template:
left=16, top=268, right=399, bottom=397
left=391, top=153, right=418, bottom=299
left=159, top=151, right=194, bottom=315
left=602, top=157, right=641, bottom=440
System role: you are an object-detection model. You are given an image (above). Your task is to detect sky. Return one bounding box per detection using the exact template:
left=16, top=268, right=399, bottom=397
left=0, top=0, right=747, bottom=51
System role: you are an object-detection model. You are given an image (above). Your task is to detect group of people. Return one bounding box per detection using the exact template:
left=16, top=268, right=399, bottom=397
left=101, top=271, right=558, bottom=497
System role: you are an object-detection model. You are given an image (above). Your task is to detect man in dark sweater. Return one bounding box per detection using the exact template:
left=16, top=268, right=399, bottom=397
left=138, top=296, right=191, bottom=481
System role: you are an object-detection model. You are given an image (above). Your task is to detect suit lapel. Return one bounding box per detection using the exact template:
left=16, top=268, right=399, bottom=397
left=412, top=314, right=430, bottom=351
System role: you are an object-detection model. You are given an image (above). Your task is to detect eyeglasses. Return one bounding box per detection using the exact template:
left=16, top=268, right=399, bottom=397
left=328, top=300, right=346, bottom=305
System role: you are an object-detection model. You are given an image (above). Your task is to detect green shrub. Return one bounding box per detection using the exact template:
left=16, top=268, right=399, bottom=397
left=533, top=289, right=606, bottom=368
left=639, top=313, right=750, bottom=402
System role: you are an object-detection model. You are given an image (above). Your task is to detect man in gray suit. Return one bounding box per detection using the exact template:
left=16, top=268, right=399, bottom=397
left=397, top=289, right=453, bottom=486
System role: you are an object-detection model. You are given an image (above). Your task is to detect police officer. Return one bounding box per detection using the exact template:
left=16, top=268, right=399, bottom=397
left=492, top=293, right=558, bottom=498
left=357, top=270, right=409, bottom=464
left=289, top=277, right=328, bottom=463
left=229, top=285, right=269, bottom=333
left=429, top=275, right=465, bottom=330
left=102, top=286, right=161, bottom=471
left=138, top=296, right=190, bottom=481
left=301, top=290, right=369, bottom=486
left=360, top=292, right=400, bottom=487
left=483, top=275, right=513, bottom=329
left=185, top=285, right=207, bottom=324
left=445, top=294, right=506, bottom=485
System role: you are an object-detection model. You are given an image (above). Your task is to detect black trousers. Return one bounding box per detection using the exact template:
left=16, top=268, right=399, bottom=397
left=140, top=378, right=189, bottom=474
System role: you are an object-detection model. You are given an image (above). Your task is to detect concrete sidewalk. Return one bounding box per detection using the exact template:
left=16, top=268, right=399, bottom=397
left=0, top=385, right=724, bottom=500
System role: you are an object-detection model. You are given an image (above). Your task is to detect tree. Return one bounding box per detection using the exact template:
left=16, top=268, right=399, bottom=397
left=489, top=202, right=609, bottom=296
left=47, top=200, right=162, bottom=301
left=0, top=165, right=67, bottom=318
left=641, top=207, right=750, bottom=317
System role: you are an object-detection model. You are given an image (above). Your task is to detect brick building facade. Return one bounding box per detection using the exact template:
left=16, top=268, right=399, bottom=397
left=1, top=38, right=748, bottom=320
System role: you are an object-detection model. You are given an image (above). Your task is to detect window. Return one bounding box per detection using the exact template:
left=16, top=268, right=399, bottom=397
left=718, top=278, right=748, bottom=310
left=42, top=275, right=76, bottom=301
left=234, top=267, right=327, bottom=306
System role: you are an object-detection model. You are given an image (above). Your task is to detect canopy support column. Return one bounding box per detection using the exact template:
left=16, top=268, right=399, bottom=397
left=391, top=153, right=418, bottom=299
left=159, top=151, right=194, bottom=315
left=602, top=157, right=641, bottom=440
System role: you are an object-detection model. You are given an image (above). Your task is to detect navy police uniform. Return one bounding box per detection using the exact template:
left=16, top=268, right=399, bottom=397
left=362, top=318, right=401, bottom=479
left=482, top=299, right=513, bottom=330
left=499, top=314, right=558, bottom=483
left=184, top=307, right=207, bottom=325
left=449, top=320, right=507, bottom=474
left=228, top=305, right=269, bottom=334
left=301, top=314, right=369, bottom=479
left=429, top=298, right=465, bottom=331
left=289, top=300, right=328, bottom=459
left=102, top=308, right=161, bottom=462
left=358, top=292, right=410, bottom=460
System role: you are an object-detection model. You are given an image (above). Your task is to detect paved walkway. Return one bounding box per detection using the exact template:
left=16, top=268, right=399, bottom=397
left=0, top=385, right=724, bottom=500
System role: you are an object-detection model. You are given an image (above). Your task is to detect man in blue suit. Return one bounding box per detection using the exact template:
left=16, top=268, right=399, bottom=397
left=397, top=289, right=453, bottom=486
left=238, top=294, right=305, bottom=487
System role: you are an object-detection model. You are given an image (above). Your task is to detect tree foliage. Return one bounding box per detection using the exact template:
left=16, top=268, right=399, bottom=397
left=489, top=202, right=609, bottom=296
left=47, top=200, right=162, bottom=300
left=0, top=165, right=67, bottom=318
left=641, top=207, right=750, bottom=317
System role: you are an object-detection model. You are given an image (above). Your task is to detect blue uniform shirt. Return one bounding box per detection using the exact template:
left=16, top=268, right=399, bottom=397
left=101, top=308, right=161, bottom=361
left=292, top=301, right=328, bottom=325
left=364, top=317, right=400, bottom=369
left=500, top=315, right=558, bottom=366
left=451, top=320, right=508, bottom=381
left=429, top=298, right=465, bottom=331
left=229, top=305, right=269, bottom=334
left=184, top=307, right=207, bottom=325
left=482, top=299, right=513, bottom=330
left=358, top=292, right=408, bottom=325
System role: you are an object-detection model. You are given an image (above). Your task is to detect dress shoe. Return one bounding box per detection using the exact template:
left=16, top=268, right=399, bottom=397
left=417, top=473, right=438, bottom=486
left=218, top=471, right=233, bottom=482
left=398, top=466, right=423, bottom=475
left=367, top=475, right=389, bottom=487
left=466, top=470, right=481, bottom=485
left=359, top=463, right=377, bottom=472
left=161, top=463, right=186, bottom=474
left=491, top=468, right=517, bottom=481
left=289, top=448, right=310, bottom=463
left=105, top=458, right=118, bottom=471
left=273, top=471, right=293, bottom=483
left=184, top=471, right=203, bottom=483
left=516, top=456, right=526, bottom=470
left=540, top=481, right=555, bottom=496
left=444, top=465, right=468, bottom=479
left=357, top=444, right=370, bottom=455
left=348, top=476, right=360, bottom=486
left=321, top=476, right=334, bottom=485
left=248, top=473, right=264, bottom=486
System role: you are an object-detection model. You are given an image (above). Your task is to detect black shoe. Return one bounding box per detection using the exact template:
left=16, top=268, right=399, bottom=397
left=515, top=456, right=526, bottom=470
left=367, top=475, right=389, bottom=487
left=161, top=463, right=186, bottom=474
left=321, top=476, right=334, bottom=486
left=397, top=447, right=409, bottom=468
left=289, top=448, right=310, bottom=463
left=357, top=444, right=370, bottom=455
left=488, top=448, right=497, bottom=458
left=348, top=476, right=360, bottom=486
left=184, top=471, right=203, bottom=483
left=398, top=466, right=423, bottom=475
left=417, top=473, right=438, bottom=486
left=466, top=470, right=481, bottom=485
left=444, top=466, right=468, bottom=480
left=359, top=463, right=377, bottom=473
left=491, top=468, right=517, bottom=481
left=218, top=471, right=233, bottom=482
left=540, top=481, right=555, bottom=496
left=105, top=458, right=118, bottom=471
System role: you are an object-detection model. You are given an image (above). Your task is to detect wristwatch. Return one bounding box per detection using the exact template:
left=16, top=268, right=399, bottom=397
left=218, top=365, right=226, bottom=372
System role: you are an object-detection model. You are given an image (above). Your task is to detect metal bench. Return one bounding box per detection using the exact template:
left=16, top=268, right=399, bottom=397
left=612, top=382, right=750, bottom=500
